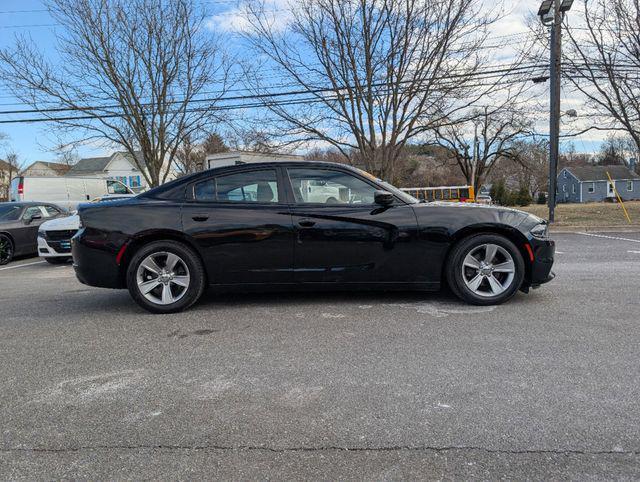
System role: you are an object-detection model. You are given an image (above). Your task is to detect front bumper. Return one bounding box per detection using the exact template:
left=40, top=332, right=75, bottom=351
left=528, top=237, right=555, bottom=287
left=38, top=235, right=72, bottom=258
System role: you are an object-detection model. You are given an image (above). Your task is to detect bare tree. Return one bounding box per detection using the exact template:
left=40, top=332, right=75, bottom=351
left=564, top=0, right=640, bottom=153
left=0, top=0, right=230, bottom=187
left=52, top=144, right=80, bottom=167
left=243, top=0, right=524, bottom=182
left=0, top=152, right=23, bottom=201
left=433, top=105, right=533, bottom=190
left=174, top=132, right=229, bottom=175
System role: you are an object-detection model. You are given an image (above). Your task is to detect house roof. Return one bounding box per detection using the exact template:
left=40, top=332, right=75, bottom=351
left=67, top=151, right=143, bottom=175
left=566, top=165, right=640, bottom=182
left=0, top=159, right=12, bottom=171
left=66, top=156, right=111, bottom=174
left=23, top=160, right=71, bottom=175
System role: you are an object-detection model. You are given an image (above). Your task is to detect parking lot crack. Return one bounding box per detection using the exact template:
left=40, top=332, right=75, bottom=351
left=1, top=444, right=638, bottom=456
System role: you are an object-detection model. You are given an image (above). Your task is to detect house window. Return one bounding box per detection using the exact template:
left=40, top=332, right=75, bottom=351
left=627, top=180, right=633, bottom=192
left=562, top=185, right=566, bottom=192
left=572, top=184, right=576, bottom=194
left=563, top=171, right=568, bottom=179
left=588, top=183, right=595, bottom=193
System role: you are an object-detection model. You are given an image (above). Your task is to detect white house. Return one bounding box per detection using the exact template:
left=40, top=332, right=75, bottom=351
left=206, top=151, right=303, bottom=170
left=66, top=151, right=148, bottom=191
left=22, top=161, right=71, bottom=177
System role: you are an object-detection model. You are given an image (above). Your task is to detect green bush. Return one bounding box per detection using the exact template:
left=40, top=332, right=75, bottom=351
left=537, top=192, right=547, bottom=205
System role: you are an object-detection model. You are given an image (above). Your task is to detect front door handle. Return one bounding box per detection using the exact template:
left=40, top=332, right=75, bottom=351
left=298, top=218, right=316, bottom=228
left=191, top=213, right=209, bottom=222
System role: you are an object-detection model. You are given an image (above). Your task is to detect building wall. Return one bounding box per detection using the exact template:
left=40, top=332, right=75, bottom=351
left=556, top=169, right=581, bottom=203
left=614, top=179, right=640, bottom=201
left=22, top=162, right=60, bottom=177
left=580, top=181, right=608, bottom=203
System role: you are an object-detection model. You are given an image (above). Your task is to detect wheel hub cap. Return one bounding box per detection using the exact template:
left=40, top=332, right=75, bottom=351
left=136, top=252, right=190, bottom=305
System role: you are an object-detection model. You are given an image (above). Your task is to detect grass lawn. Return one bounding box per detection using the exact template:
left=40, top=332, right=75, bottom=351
left=518, top=201, right=640, bottom=227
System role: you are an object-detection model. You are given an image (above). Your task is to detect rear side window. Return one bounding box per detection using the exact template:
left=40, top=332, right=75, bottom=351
left=193, top=170, right=279, bottom=203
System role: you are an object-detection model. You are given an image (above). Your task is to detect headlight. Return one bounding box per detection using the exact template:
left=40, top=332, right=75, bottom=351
left=37, top=229, right=45, bottom=238
left=530, top=223, right=548, bottom=239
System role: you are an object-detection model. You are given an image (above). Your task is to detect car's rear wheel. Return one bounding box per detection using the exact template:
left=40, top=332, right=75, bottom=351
left=0, top=234, right=14, bottom=265
left=446, top=233, right=524, bottom=305
left=126, top=240, right=206, bottom=314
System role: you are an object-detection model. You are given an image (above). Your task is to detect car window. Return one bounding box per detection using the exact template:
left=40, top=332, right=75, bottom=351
left=43, top=205, right=61, bottom=217
left=194, top=170, right=279, bottom=203
left=0, top=205, right=21, bottom=221
left=23, top=206, right=42, bottom=219
left=287, top=168, right=378, bottom=205
left=107, top=180, right=130, bottom=195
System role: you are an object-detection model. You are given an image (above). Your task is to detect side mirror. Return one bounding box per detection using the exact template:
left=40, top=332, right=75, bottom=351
left=374, top=190, right=394, bottom=206
left=24, top=213, right=42, bottom=224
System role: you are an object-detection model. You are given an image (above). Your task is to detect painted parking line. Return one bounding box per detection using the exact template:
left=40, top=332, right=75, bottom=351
left=628, top=250, right=640, bottom=254
left=576, top=232, right=640, bottom=244
left=0, top=260, right=46, bottom=271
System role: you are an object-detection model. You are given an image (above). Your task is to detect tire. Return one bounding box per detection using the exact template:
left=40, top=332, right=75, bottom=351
left=446, top=233, right=524, bottom=306
left=126, top=240, right=206, bottom=314
left=0, top=234, right=14, bottom=265
left=45, top=257, right=72, bottom=264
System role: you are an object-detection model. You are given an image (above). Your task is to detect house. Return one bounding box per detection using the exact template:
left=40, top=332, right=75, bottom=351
left=206, top=151, right=303, bottom=170
left=0, top=159, right=14, bottom=201
left=66, top=151, right=147, bottom=191
left=556, top=165, right=640, bottom=203
left=21, top=161, right=71, bottom=177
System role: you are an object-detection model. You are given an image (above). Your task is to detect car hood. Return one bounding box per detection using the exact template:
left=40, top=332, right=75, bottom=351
left=412, top=201, right=543, bottom=229
left=40, top=214, right=80, bottom=231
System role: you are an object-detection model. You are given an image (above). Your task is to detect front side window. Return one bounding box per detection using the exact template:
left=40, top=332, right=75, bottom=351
left=194, top=169, right=279, bottom=203
left=287, top=168, right=379, bottom=205
left=44, top=205, right=61, bottom=217
left=107, top=180, right=130, bottom=195
left=22, top=206, right=42, bottom=219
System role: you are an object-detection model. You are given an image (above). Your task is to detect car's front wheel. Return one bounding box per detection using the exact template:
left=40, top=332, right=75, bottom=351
left=446, top=234, right=525, bottom=305
left=126, top=240, right=206, bottom=314
left=0, top=234, right=14, bottom=265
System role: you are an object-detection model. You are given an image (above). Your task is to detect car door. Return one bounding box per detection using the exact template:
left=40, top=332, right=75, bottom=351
left=285, top=167, right=421, bottom=284
left=16, top=205, right=48, bottom=253
left=181, top=167, right=295, bottom=285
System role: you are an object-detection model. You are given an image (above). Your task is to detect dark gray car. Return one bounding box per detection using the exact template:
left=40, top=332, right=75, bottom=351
left=0, top=202, right=66, bottom=265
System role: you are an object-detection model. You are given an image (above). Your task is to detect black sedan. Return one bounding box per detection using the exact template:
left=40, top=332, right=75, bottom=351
left=0, top=202, right=66, bottom=265
left=72, top=161, right=555, bottom=313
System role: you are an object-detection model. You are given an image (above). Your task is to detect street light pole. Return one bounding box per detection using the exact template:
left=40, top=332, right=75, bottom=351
left=548, top=0, right=562, bottom=223
left=539, top=0, right=572, bottom=223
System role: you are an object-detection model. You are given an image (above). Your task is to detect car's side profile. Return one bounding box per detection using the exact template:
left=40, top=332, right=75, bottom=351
left=0, top=202, right=66, bottom=265
left=72, top=161, right=555, bottom=313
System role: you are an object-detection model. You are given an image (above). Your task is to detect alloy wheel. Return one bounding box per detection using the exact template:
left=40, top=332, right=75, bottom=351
left=461, top=243, right=516, bottom=297
left=0, top=236, right=13, bottom=265
left=136, top=251, right=190, bottom=305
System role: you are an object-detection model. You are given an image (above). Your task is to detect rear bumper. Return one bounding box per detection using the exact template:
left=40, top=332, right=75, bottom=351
left=528, top=238, right=555, bottom=287
left=71, top=229, right=124, bottom=289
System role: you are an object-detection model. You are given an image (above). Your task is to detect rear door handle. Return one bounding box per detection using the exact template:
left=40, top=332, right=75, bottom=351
left=298, top=218, right=316, bottom=228
left=191, top=213, right=209, bottom=222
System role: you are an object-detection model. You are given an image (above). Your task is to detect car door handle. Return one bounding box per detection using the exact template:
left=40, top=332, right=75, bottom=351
left=191, top=213, right=209, bottom=222
left=298, top=219, right=316, bottom=228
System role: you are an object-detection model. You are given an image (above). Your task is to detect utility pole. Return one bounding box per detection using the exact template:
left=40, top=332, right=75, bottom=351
left=548, top=1, right=562, bottom=223
left=538, top=0, right=573, bottom=223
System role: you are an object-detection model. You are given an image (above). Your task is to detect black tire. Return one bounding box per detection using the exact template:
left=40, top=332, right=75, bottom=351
left=446, top=233, right=524, bottom=306
left=0, top=234, right=14, bottom=265
left=45, top=257, right=72, bottom=264
left=126, top=240, right=206, bottom=314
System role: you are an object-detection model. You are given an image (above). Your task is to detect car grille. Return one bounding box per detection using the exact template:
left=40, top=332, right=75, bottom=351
left=44, top=229, right=76, bottom=253
left=45, top=229, right=77, bottom=241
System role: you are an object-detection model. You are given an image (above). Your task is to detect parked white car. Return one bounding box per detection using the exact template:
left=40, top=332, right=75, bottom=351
left=10, top=176, right=133, bottom=211
left=37, top=195, right=135, bottom=264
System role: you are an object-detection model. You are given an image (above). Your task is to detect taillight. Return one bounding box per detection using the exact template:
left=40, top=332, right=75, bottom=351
left=18, top=180, right=23, bottom=195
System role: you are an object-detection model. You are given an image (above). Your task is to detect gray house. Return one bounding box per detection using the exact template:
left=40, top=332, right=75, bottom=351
left=556, top=165, right=640, bottom=203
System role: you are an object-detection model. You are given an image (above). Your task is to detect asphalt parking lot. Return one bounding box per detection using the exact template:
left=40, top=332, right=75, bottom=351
left=1, top=232, right=640, bottom=479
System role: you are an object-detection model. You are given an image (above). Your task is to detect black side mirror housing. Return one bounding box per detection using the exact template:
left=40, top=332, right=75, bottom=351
left=24, top=213, right=42, bottom=224
left=374, top=190, right=394, bottom=206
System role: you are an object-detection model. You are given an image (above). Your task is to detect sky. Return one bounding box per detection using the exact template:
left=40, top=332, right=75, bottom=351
left=0, top=0, right=607, bottom=166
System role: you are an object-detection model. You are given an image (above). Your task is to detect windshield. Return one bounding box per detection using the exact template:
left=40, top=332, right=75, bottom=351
left=353, top=168, right=419, bottom=204
left=0, top=205, right=22, bottom=221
